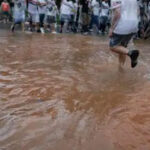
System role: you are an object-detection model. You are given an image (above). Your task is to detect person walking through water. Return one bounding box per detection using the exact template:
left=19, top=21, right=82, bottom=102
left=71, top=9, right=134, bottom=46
left=109, top=0, right=140, bottom=69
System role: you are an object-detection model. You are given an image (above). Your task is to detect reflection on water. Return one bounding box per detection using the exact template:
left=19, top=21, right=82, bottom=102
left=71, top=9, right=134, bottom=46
left=0, top=30, right=150, bottom=150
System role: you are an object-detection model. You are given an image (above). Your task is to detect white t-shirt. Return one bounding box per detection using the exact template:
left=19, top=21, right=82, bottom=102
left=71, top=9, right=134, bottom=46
left=70, top=1, right=75, bottom=15
left=101, top=1, right=109, bottom=17
left=91, top=0, right=100, bottom=16
left=14, top=0, right=26, bottom=13
left=111, top=0, right=139, bottom=34
left=46, top=0, right=57, bottom=16
left=14, top=0, right=26, bottom=19
left=60, top=0, right=72, bottom=15
left=28, top=0, right=38, bottom=14
left=38, top=0, right=47, bottom=14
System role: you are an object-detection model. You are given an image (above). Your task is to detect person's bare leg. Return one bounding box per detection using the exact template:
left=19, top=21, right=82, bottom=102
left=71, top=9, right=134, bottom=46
left=118, top=54, right=126, bottom=71
left=35, top=23, right=40, bottom=32
left=110, top=45, right=139, bottom=68
left=110, top=46, right=128, bottom=67
left=51, top=23, right=56, bottom=33
left=119, top=54, right=126, bottom=65
left=110, top=45, right=129, bottom=55
left=21, top=22, right=25, bottom=32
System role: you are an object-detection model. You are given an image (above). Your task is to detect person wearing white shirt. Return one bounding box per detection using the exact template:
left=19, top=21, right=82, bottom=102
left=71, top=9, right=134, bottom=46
left=109, top=0, right=140, bottom=69
left=73, top=1, right=78, bottom=32
left=45, top=0, right=58, bottom=33
left=60, top=0, right=73, bottom=33
left=28, top=0, right=39, bottom=24
left=69, top=1, right=77, bottom=32
left=38, top=0, right=47, bottom=33
left=99, top=0, right=109, bottom=34
left=89, top=0, right=100, bottom=32
left=11, top=0, right=26, bottom=32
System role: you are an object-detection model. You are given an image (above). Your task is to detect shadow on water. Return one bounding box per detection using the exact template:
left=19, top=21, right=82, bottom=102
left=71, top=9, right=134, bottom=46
left=0, top=30, right=150, bottom=150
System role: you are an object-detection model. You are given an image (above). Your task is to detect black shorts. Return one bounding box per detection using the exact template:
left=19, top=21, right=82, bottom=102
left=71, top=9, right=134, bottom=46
left=46, top=16, right=55, bottom=24
left=3, top=11, right=9, bottom=16
left=109, top=33, right=135, bottom=48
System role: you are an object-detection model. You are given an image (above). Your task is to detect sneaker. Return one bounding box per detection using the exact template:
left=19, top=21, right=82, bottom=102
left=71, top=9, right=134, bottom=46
left=128, top=50, right=139, bottom=68
left=40, top=28, right=45, bottom=34
left=83, top=32, right=88, bottom=35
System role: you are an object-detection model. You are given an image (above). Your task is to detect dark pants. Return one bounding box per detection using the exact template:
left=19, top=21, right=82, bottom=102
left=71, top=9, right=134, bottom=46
left=99, top=16, right=108, bottom=33
left=89, top=15, right=99, bottom=29
left=82, top=13, right=89, bottom=33
left=39, top=14, right=45, bottom=28
left=69, top=15, right=77, bottom=32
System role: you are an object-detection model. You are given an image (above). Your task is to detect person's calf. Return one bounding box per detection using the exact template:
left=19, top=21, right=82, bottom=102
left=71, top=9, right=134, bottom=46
left=110, top=46, right=129, bottom=55
left=119, top=54, right=126, bottom=66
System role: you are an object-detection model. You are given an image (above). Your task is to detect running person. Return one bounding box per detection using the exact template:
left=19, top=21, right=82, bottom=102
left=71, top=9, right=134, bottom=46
left=109, top=0, right=140, bottom=68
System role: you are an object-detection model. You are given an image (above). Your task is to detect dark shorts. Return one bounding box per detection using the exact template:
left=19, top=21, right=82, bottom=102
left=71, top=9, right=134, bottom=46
left=14, top=18, right=24, bottom=24
left=46, top=16, right=55, bottom=24
left=100, top=16, right=108, bottom=25
left=3, top=11, right=9, bottom=16
left=60, top=14, right=71, bottom=23
left=109, top=33, right=135, bottom=48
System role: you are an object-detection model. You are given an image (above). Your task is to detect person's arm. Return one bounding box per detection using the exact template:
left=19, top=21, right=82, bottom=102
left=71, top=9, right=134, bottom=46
left=39, top=0, right=47, bottom=6
left=110, top=8, right=120, bottom=30
left=31, top=0, right=38, bottom=5
left=109, top=0, right=121, bottom=37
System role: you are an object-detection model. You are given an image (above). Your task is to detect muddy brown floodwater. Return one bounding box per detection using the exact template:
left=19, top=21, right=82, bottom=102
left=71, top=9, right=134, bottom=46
left=0, top=29, right=150, bottom=150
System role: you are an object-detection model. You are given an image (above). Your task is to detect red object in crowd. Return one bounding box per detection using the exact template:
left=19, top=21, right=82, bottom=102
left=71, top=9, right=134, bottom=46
left=1, top=2, right=10, bottom=12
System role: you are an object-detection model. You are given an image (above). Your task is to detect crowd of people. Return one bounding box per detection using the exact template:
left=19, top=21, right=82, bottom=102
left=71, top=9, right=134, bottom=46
left=0, top=0, right=149, bottom=38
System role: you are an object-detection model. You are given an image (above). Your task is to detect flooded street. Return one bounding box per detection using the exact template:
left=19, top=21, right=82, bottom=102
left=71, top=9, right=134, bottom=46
left=0, top=30, right=150, bottom=150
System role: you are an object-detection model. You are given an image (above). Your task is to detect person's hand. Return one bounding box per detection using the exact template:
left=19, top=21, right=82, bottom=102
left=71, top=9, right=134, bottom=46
left=109, top=28, right=113, bottom=37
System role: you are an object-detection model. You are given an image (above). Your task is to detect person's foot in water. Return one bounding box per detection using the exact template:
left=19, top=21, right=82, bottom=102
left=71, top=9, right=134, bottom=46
left=128, top=50, right=139, bottom=68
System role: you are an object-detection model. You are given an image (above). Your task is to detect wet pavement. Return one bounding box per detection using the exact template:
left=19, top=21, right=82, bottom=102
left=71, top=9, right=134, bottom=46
left=0, top=29, right=150, bottom=150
